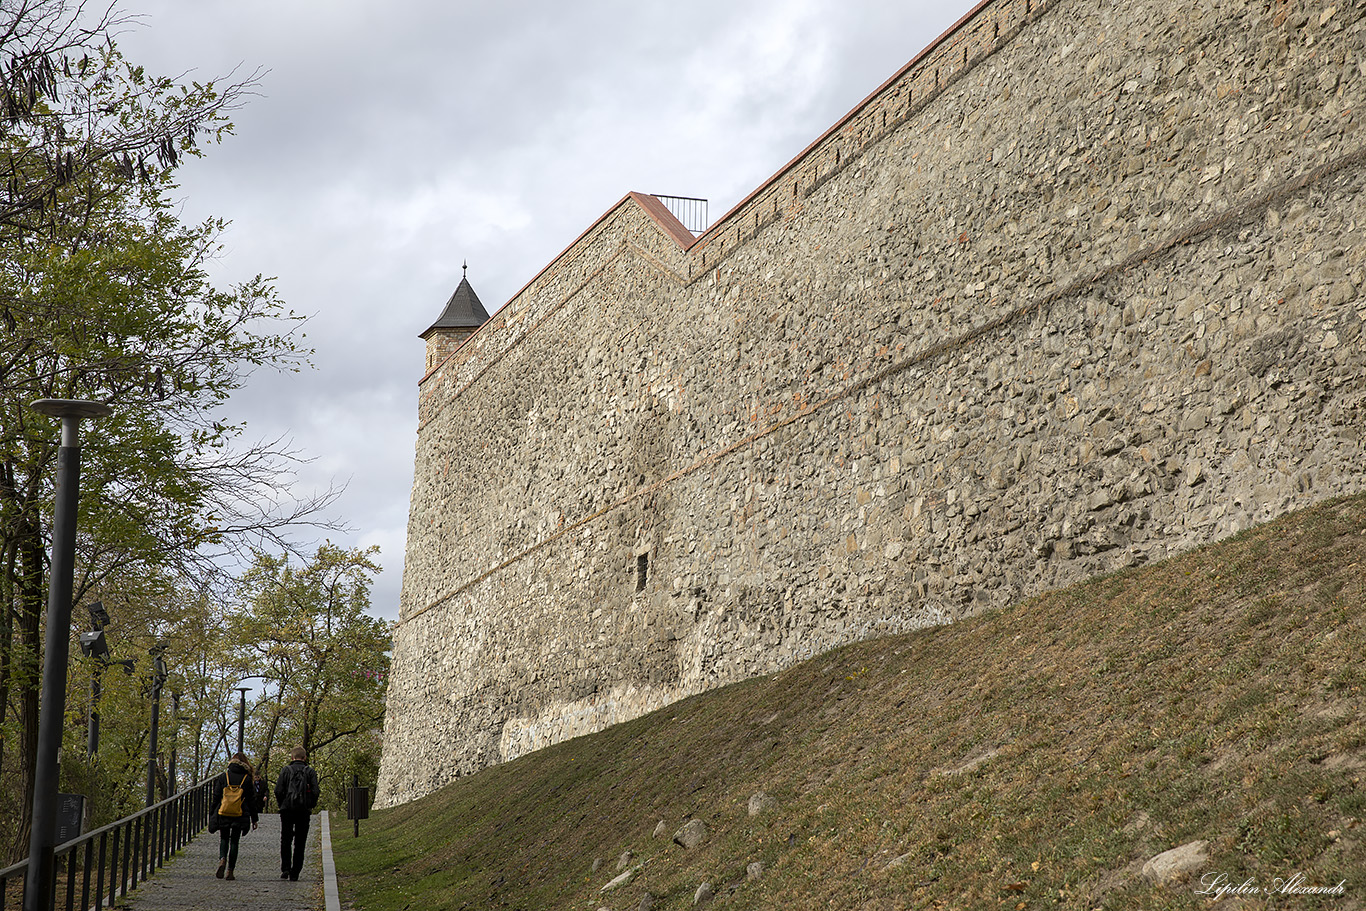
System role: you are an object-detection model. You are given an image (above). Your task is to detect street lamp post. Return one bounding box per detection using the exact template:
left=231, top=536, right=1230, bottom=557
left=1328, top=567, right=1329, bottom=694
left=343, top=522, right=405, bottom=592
left=23, top=399, right=112, bottom=911
left=168, top=692, right=181, bottom=795
left=193, top=658, right=205, bottom=783
left=146, top=649, right=169, bottom=807
left=88, top=670, right=101, bottom=758
left=235, top=687, right=251, bottom=755
left=81, top=601, right=111, bottom=758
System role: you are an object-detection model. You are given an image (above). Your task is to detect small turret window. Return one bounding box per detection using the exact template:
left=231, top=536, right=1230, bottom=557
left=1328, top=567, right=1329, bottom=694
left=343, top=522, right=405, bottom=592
left=636, top=553, right=648, bottom=592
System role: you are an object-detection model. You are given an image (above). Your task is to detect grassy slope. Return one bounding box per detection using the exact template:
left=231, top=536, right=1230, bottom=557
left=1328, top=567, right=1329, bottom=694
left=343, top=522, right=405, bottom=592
left=335, top=495, right=1366, bottom=910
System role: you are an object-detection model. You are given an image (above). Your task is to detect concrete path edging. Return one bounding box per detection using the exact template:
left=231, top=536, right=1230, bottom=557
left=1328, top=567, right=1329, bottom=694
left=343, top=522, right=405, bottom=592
left=320, top=810, right=341, bottom=911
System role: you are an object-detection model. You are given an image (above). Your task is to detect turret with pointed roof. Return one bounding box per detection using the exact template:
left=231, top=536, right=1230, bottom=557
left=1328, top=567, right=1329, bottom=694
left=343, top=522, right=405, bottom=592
left=421, top=262, right=490, bottom=373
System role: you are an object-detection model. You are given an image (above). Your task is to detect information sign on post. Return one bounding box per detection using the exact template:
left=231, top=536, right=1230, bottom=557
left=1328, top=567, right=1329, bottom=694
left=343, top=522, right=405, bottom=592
left=56, top=793, right=85, bottom=844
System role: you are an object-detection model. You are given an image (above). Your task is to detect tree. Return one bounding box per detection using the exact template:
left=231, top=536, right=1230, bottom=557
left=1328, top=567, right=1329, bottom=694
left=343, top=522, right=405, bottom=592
left=0, top=0, right=338, bottom=860
left=230, top=545, right=390, bottom=807
left=0, top=1, right=250, bottom=234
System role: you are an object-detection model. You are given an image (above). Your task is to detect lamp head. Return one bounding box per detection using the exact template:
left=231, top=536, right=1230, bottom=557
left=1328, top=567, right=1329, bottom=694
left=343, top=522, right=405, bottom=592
left=87, top=600, right=110, bottom=629
left=28, top=399, right=114, bottom=420
left=79, top=629, right=109, bottom=660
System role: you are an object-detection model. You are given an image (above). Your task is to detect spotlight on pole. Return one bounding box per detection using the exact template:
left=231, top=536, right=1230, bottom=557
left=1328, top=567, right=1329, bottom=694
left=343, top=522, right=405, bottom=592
left=85, top=600, right=112, bottom=757
left=88, top=600, right=110, bottom=629
left=79, top=629, right=109, bottom=660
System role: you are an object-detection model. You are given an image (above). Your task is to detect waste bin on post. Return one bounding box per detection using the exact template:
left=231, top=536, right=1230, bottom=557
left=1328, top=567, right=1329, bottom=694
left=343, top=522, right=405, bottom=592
left=345, top=774, right=369, bottom=838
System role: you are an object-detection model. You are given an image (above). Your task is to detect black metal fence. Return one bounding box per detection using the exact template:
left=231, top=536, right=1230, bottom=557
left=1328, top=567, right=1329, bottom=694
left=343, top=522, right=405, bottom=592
left=652, top=194, right=709, bottom=235
left=0, top=778, right=214, bottom=911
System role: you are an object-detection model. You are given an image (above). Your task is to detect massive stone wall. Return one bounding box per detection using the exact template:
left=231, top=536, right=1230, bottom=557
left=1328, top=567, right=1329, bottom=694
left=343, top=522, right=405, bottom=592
left=376, top=0, right=1366, bottom=807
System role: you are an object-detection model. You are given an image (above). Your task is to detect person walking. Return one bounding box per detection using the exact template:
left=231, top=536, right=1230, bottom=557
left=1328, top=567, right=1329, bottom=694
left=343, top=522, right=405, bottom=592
left=208, top=752, right=259, bottom=880
left=254, top=770, right=269, bottom=813
left=274, top=746, right=319, bottom=881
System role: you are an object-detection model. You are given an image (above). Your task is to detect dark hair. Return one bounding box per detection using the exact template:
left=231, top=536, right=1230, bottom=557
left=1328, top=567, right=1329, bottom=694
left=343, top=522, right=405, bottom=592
left=229, top=752, right=254, bottom=775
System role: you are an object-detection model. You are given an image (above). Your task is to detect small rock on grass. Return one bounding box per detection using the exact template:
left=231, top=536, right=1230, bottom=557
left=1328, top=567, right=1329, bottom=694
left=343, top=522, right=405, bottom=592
left=694, top=881, right=715, bottom=905
left=653, top=819, right=667, bottom=838
left=747, top=861, right=766, bottom=881
left=1141, top=840, right=1211, bottom=885
left=748, top=792, right=776, bottom=816
left=600, top=869, right=633, bottom=892
left=674, top=818, right=708, bottom=849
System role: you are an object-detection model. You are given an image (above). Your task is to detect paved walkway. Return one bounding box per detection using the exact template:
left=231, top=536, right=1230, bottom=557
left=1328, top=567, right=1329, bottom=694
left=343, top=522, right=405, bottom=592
left=116, top=811, right=340, bottom=911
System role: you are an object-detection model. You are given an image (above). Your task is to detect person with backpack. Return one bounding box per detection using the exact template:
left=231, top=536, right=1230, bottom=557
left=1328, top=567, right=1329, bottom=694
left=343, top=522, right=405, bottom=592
left=274, top=746, right=319, bottom=881
left=208, top=752, right=259, bottom=880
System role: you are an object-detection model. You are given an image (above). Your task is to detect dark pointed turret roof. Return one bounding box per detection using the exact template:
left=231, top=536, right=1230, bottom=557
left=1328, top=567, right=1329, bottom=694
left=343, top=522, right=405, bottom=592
left=420, top=265, right=490, bottom=339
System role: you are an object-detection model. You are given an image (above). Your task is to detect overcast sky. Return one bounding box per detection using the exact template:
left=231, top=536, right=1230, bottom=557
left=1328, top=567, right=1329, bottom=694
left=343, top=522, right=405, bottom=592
left=113, top=0, right=973, bottom=621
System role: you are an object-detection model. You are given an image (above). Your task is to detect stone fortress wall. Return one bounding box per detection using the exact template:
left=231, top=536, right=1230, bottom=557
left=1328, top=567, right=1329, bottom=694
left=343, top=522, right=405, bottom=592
left=376, top=0, right=1366, bottom=807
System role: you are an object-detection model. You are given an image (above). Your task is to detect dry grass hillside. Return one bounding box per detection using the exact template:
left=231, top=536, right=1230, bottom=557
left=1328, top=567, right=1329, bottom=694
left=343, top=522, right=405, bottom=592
left=335, top=494, right=1366, bottom=910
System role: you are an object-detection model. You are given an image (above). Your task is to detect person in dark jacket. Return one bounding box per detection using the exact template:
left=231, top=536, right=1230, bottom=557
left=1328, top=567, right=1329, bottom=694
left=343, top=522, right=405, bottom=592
left=254, top=771, right=269, bottom=813
left=208, top=752, right=259, bottom=880
left=274, top=746, right=319, bottom=881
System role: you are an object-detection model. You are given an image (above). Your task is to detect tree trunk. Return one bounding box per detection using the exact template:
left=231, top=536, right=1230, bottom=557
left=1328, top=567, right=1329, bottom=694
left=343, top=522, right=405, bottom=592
left=0, top=543, right=13, bottom=862
left=10, top=509, right=45, bottom=863
left=259, top=688, right=284, bottom=781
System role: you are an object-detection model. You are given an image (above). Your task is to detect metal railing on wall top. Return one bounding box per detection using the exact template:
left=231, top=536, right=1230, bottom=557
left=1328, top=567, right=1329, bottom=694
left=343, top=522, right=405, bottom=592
left=653, top=194, right=709, bottom=235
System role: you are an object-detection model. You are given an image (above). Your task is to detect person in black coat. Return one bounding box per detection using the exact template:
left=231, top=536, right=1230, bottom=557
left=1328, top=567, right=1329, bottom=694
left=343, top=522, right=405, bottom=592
left=274, top=746, right=319, bottom=881
left=208, top=752, right=259, bottom=880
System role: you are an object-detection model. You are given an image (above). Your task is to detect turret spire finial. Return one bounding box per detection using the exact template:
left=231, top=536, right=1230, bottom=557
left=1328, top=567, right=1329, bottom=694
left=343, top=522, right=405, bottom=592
left=462, top=260, right=468, bottom=279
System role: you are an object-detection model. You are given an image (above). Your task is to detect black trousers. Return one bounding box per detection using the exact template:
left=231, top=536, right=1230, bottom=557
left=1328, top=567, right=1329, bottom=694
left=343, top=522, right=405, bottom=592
left=218, top=828, right=242, bottom=867
left=280, top=810, right=310, bottom=877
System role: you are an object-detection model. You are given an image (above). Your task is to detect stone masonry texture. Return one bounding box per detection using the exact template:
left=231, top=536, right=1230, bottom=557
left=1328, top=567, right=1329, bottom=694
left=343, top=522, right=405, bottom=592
left=375, top=0, right=1366, bottom=807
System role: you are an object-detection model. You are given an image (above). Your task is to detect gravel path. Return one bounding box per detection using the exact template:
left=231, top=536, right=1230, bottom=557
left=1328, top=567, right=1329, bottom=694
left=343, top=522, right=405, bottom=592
left=116, top=812, right=324, bottom=911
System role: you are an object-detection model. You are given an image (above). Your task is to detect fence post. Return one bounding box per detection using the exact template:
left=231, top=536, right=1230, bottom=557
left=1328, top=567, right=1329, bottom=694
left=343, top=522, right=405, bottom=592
left=79, top=841, right=93, bottom=911
left=109, top=825, right=121, bottom=908
left=118, top=821, right=129, bottom=899
left=95, top=832, right=107, bottom=911
left=63, top=849, right=76, bottom=911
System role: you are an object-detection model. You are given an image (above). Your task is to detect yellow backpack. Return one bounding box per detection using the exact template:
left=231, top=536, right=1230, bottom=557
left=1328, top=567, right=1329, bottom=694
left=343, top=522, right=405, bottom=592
left=218, top=770, right=249, bottom=817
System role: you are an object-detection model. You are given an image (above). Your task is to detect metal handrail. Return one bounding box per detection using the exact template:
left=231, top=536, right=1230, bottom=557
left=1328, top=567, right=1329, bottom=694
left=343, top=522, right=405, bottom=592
left=0, top=778, right=215, bottom=911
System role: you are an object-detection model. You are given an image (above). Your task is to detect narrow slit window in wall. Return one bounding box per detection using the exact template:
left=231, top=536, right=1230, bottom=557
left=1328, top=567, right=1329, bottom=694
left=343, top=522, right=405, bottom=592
left=636, top=553, right=649, bottom=592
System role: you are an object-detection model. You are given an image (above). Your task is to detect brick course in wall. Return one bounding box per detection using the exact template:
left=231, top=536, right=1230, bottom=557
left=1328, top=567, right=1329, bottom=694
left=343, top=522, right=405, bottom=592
left=376, top=0, right=1366, bottom=807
